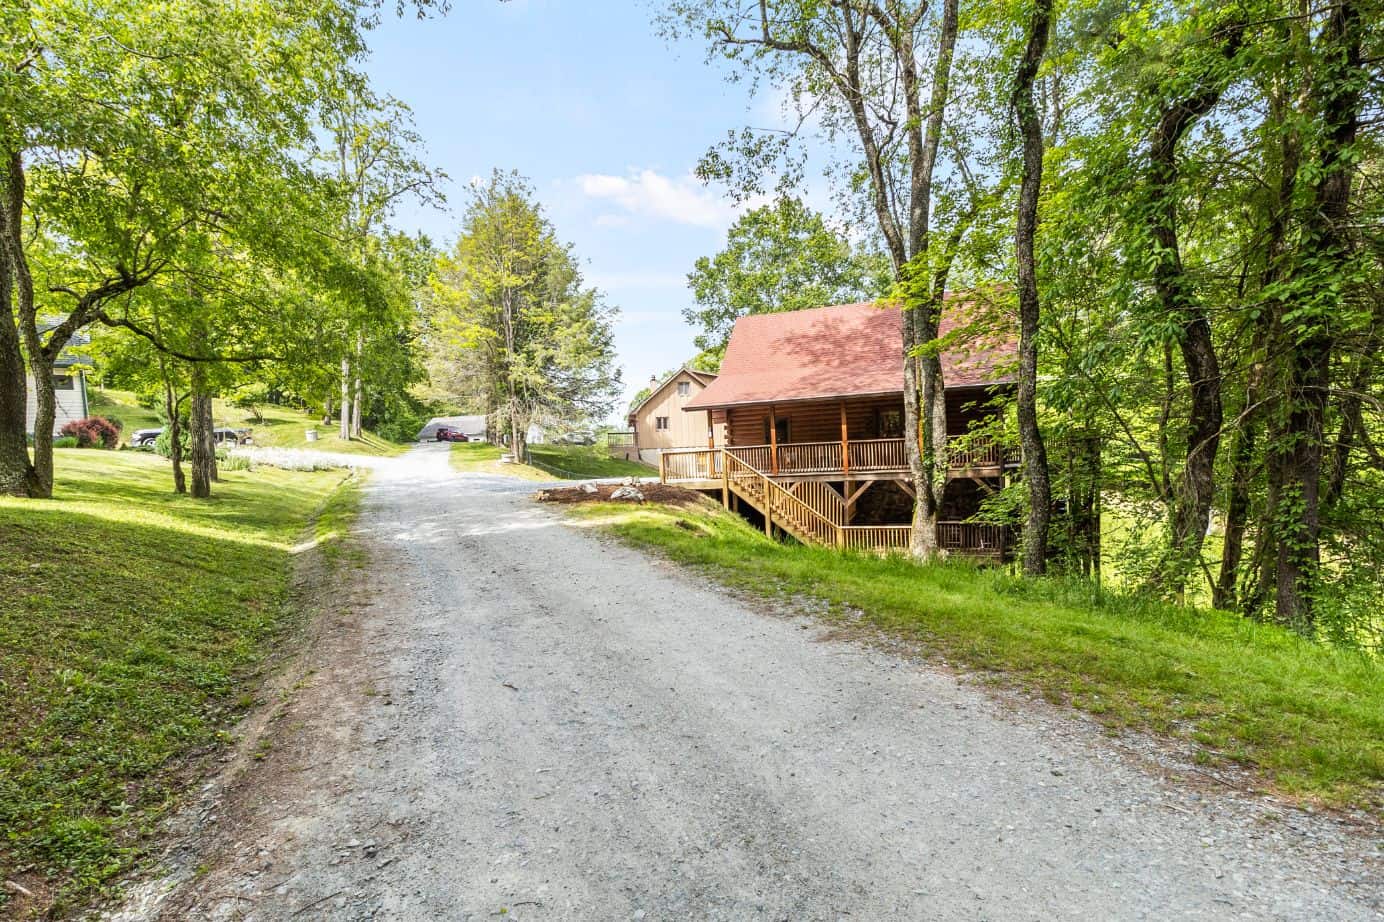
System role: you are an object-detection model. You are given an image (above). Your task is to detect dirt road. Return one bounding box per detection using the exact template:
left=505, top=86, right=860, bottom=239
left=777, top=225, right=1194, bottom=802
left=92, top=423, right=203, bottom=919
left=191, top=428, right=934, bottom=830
left=117, top=442, right=1380, bottom=921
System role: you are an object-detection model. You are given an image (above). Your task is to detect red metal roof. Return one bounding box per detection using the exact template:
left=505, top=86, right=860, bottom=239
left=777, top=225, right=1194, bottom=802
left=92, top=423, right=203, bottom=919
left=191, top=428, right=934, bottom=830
left=685, top=300, right=1015, bottom=411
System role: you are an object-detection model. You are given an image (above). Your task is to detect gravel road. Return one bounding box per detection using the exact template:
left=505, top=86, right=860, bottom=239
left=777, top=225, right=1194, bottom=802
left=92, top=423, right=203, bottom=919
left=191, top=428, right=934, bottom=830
left=119, top=442, right=1381, bottom=921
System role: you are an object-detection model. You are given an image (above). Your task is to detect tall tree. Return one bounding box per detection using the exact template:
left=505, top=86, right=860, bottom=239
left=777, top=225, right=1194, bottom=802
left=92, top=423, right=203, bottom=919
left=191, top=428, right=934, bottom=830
left=1011, top=0, right=1055, bottom=575
left=0, top=0, right=368, bottom=497
left=667, top=0, right=972, bottom=559
left=430, top=172, right=620, bottom=459
left=684, top=196, right=889, bottom=355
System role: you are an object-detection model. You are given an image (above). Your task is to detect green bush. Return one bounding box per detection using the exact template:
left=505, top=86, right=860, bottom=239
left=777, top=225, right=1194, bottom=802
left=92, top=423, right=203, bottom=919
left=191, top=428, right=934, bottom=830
left=375, top=411, right=430, bottom=443
left=216, top=449, right=252, bottom=472
left=53, top=436, right=80, bottom=448
left=153, top=427, right=190, bottom=459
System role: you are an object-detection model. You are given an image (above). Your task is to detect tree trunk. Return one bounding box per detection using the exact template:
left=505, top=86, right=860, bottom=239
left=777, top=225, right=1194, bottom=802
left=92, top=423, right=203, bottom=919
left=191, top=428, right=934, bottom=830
left=151, top=318, right=186, bottom=494
left=323, top=393, right=334, bottom=427
left=26, top=350, right=56, bottom=498
left=1143, top=25, right=1243, bottom=591
left=164, top=383, right=186, bottom=495
left=0, top=304, right=31, bottom=496
left=189, top=363, right=214, bottom=498
left=1013, top=0, right=1054, bottom=576
left=339, top=352, right=352, bottom=440
left=902, top=292, right=942, bottom=560
left=0, top=206, right=34, bottom=496
left=1269, top=0, right=1362, bottom=630
left=0, top=148, right=44, bottom=497
left=351, top=331, right=364, bottom=438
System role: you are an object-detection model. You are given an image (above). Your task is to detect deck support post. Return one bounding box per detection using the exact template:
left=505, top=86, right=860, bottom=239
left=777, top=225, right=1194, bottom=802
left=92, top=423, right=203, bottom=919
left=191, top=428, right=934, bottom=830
left=769, top=404, right=779, bottom=475
left=659, top=450, right=667, bottom=483
left=840, top=401, right=849, bottom=474
left=721, top=450, right=729, bottom=508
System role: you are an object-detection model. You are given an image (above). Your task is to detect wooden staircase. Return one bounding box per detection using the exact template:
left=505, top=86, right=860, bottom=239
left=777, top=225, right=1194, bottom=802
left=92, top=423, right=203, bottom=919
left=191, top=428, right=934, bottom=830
left=723, top=452, right=909, bottom=553
left=661, top=446, right=1007, bottom=558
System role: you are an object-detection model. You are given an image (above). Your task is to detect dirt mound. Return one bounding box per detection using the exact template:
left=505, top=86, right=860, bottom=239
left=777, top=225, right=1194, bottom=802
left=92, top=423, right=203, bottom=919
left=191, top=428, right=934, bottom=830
left=535, top=482, right=710, bottom=507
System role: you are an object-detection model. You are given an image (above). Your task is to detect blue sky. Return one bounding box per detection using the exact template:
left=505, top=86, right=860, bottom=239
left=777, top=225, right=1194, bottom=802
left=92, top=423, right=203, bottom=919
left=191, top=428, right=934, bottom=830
left=361, top=1, right=779, bottom=417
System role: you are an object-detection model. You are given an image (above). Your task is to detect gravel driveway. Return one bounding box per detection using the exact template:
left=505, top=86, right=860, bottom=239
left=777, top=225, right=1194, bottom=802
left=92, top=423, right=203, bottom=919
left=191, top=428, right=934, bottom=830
left=120, top=442, right=1381, bottom=921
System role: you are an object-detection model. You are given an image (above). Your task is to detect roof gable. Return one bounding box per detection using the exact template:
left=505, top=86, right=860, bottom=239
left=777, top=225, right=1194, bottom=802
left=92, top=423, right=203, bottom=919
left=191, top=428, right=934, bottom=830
left=685, top=300, right=1014, bottom=410
left=628, top=365, right=718, bottom=419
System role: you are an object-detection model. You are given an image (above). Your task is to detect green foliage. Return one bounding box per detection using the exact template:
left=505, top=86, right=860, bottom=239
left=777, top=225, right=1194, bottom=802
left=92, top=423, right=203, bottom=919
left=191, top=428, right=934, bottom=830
left=427, top=171, right=621, bottom=448
left=153, top=426, right=189, bottom=460
left=684, top=196, right=891, bottom=350
left=0, top=450, right=352, bottom=910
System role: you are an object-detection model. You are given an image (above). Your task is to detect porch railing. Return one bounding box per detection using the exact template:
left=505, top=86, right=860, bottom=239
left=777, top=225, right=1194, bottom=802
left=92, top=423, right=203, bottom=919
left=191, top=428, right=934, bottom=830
left=937, top=521, right=1008, bottom=554
left=718, top=436, right=1008, bottom=476
left=664, top=446, right=1006, bottom=557
left=661, top=447, right=722, bottom=482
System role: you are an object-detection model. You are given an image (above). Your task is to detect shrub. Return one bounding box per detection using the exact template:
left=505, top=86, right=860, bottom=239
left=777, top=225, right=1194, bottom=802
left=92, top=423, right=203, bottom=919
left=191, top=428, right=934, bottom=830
left=375, top=411, right=429, bottom=444
left=217, top=451, right=252, bottom=472
left=154, top=427, right=190, bottom=459
left=59, top=417, right=121, bottom=449
left=53, top=436, right=80, bottom=448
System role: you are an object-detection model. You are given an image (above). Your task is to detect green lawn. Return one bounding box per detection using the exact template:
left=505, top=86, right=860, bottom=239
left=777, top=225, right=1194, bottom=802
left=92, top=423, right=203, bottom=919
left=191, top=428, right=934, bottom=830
left=88, top=388, right=406, bottom=457
left=449, top=441, right=651, bottom=481
left=448, top=441, right=549, bottom=480
left=0, top=450, right=356, bottom=914
left=569, top=499, right=1384, bottom=813
left=527, top=443, right=652, bottom=479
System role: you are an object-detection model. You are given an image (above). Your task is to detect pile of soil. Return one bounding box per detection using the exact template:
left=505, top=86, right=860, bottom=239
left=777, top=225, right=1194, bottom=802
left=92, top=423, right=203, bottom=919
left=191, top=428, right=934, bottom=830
left=535, top=482, right=710, bottom=508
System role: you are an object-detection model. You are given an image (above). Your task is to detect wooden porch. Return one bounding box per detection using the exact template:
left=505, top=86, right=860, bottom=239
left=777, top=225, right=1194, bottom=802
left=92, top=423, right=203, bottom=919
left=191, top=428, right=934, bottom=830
left=660, top=443, right=1011, bottom=560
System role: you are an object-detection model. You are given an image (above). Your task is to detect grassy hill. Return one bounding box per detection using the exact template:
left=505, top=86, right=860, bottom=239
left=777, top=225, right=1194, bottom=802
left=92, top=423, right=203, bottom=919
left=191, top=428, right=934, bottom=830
left=449, top=441, right=653, bottom=480
left=88, top=388, right=405, bottom=457
left=0, top=450, right=355, bottom=915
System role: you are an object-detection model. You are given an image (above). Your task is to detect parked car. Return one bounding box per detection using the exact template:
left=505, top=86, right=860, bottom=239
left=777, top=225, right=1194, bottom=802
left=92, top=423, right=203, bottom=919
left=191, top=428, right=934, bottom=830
left=131, top=426, right=251, bottom=449
left=441, top=429, right=471, bottom=443
left=434, top=426, right=453, bottom=442
left=132, top=427, right=163, bottom=448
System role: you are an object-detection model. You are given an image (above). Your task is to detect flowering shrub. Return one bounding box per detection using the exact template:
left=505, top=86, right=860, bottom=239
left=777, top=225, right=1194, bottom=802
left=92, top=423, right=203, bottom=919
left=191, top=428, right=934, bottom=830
left=58, top=416, right=122, bottom=449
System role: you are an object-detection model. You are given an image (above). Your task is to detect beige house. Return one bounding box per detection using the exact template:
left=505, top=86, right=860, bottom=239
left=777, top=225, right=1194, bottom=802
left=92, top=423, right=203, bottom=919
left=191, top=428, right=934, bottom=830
left=618, top=367, right=718, bottom=465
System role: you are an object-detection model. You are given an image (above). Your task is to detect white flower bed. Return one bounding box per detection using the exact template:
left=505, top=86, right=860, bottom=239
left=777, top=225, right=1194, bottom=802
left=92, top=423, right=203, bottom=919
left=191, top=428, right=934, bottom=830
left=227, top=446, right=378, bottom=472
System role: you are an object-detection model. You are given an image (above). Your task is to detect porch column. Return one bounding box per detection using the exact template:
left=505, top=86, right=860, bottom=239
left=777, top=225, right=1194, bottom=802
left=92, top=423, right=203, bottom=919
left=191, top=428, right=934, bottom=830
left=769, top=404, right=779, bottom=475
left=839, top=400, right=850, bottom=474
left=707, top=410, right=714, bottom=449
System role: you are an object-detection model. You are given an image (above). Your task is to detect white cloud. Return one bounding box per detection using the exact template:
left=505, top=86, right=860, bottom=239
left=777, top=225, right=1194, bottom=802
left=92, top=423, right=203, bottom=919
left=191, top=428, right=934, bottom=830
left=576, top=169, right=736, bottom=230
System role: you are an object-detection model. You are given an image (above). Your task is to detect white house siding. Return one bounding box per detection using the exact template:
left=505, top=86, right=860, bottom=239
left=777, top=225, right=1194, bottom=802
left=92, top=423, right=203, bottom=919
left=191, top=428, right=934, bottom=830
left=24, top=371, right=88, bottom=436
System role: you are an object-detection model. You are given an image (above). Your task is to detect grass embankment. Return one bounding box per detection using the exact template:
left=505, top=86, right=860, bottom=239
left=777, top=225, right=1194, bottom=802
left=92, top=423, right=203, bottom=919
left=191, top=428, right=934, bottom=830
left=449, top=441, right=651, bottom=480
left=449, top=441, right=549, bottom=480
left=88, top=388, right=405, bottom=457
left=0, top=450, right=357, bottom=914
left=570, top=499, right=1384, bottom=813
left=528, top=443, right=651, bottom=479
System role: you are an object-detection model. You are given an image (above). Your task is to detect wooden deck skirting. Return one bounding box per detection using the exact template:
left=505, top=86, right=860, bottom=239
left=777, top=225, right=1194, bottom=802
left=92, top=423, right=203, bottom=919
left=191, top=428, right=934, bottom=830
left=662, top=444, right=1009, bottom=558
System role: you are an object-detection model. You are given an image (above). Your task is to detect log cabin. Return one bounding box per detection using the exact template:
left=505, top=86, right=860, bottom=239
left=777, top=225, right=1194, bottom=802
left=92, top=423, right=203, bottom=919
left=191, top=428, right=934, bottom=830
left=657, top=300, right=1019, bottom=558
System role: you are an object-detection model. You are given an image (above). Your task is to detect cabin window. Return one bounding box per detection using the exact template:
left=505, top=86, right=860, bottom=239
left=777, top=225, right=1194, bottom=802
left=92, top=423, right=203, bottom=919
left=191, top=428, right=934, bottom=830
left=874, top=408, right=903, bottom=438
left=763, top=417, right=790, bottom=444
left=655, top=416, right=670, bottom=431
left=52, top=373, right=74, bottom=391
left=677, top=381, right=690, bottom=397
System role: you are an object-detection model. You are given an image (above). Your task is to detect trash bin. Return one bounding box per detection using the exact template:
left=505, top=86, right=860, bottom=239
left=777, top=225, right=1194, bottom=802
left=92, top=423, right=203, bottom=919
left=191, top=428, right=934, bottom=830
left=305, top=429, right=318, bottom=442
